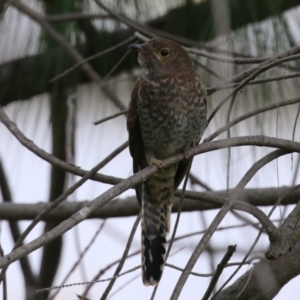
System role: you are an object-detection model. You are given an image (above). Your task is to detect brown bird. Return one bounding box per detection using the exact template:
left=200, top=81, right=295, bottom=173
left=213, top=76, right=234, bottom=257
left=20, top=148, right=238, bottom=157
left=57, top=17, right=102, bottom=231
left=127, top=37, right=207, bottom=286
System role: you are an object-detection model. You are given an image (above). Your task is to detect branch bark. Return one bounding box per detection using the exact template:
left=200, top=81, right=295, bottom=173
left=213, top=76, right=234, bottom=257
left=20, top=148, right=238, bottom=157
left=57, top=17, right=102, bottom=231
left=213, top=202, right=300, bottom=300
left=0, top=187, right=299, bottom=221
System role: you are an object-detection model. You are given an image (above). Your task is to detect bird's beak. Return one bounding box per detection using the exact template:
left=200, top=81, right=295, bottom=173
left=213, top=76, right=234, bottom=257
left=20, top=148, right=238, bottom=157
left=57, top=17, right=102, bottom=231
left=128, top=43, right=144, bottom=51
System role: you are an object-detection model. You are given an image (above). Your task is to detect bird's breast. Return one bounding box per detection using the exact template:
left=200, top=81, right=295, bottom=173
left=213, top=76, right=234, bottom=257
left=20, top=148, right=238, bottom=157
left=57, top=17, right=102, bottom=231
left=138, top=77, right=205, bottom=158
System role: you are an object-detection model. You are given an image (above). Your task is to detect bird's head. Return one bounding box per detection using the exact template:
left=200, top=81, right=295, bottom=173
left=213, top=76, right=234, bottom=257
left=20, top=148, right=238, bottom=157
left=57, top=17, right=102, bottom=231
left=129, top=37, right=193, bottom=74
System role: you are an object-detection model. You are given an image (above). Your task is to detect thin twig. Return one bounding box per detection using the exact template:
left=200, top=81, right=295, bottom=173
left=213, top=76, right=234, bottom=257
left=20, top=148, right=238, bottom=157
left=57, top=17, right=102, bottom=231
left=134, top=31, right=300, bottom=73
left=292, top=103, right=300, bottom=142
left=0, top=245, right=7, bottom=300
left=36, top=266, right=141, bottom=293
left=48, top=221, right=106, bottom=300
left=93, top=109, right=128, bottom=125
left=82, top=250, right=140, bottom=296
left=103, top=49, right=132, bottom=81
left=76, top=294, right=90, bottom=300
left=181, top=190, right=278, bottom=234
left=15, top=141, right=127, bottom=247
left=207, top=72, right=300, bottom=95
left=226, top=95, right=236, bottom=190
left=100, top=215, right=141, bottom=299
left=50, top=36, right=135, bottom=83
left=230, top=210, right=261, bottom=231
left=0, top=105, right=127, bottom=186
left=290, top=103, right=300, bottom=170
left=47, top=12, right=110, bottom=23
left=202, top=245, right=236, bottom=300
left=199, top=211, right=216, bottom=290
left=189, top=173, right=213, bottom=191
left=205, top=97, right=300, bottom=142
left=230, top=44, right=300, bottom=84
left=166, top=263, right=214, bottom=277
left=188, top=48, right=268, bottom=64
left=208, top=53, right=300, bottom=124
left=213, top=184, right=300, bottom=297
left=107, top=274, right=140, bottom=299
left=0, top=138, right=127, bottom=282
left=193, top=58, right=224, bottom=80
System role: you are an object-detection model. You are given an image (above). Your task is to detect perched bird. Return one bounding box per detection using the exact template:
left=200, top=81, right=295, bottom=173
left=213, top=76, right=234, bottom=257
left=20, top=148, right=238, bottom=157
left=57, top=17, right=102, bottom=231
left=127, top=37, right=207, bottom=286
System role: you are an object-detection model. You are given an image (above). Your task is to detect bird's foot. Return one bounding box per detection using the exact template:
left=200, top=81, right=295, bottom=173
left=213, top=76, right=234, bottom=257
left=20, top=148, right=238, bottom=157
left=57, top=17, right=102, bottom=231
left=183, top=148, right=192, bottom=160
left=150, top=157, right=165, bottom=170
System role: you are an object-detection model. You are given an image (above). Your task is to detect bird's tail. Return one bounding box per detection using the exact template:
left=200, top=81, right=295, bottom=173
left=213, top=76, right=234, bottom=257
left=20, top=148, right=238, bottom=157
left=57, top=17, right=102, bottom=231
left=141, top=182, right=172, bottom=286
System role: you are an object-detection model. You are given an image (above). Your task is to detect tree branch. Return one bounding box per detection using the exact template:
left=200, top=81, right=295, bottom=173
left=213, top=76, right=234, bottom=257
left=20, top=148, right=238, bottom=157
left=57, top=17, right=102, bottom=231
left=2, top=107, right=300, bottom=187
left=213, top=202, right=300, bottom=300
left=0, top=186, right=298, bottom=221
left=0, top=144, right=294, bottom=270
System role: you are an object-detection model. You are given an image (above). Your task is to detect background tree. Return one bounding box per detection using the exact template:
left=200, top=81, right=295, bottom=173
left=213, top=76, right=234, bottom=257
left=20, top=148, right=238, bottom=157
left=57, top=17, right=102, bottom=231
left=0, top=0, right=300, bottom=299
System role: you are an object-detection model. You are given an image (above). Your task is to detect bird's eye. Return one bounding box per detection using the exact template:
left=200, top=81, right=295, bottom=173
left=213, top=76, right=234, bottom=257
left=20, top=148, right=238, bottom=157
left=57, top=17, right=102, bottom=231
left=160, top=48, right=170, bottom=57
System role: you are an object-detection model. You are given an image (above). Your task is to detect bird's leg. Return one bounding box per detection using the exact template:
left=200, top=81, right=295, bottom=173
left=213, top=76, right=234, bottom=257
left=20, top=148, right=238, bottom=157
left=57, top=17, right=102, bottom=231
left=145, top=149, right=165, bottom=170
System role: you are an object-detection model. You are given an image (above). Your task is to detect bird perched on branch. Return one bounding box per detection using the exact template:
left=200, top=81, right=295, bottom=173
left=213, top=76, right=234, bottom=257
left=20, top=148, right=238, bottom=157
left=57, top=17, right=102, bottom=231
left=127, top=37, right=207, bottom=286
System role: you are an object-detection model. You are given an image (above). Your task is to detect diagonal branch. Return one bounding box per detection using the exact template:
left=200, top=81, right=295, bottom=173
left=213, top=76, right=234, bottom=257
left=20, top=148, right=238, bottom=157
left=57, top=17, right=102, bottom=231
left=0, top=146, right=291, bottom=271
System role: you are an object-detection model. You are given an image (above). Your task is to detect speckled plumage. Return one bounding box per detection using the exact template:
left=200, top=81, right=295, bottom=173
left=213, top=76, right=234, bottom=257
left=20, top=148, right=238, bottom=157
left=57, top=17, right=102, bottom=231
left=127, top=37, right=207, bottom=286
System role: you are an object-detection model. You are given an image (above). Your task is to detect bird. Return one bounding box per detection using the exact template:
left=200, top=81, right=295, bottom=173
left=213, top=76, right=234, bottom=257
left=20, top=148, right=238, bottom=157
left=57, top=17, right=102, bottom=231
left=127, top=37, right=207, bottom=286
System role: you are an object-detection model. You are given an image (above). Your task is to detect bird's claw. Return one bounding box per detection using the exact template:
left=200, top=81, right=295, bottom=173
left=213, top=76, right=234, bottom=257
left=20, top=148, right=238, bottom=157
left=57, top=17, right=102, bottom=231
left=183, top=148, right=192, bottom=160
left=150, top=158, right=165, bottom=170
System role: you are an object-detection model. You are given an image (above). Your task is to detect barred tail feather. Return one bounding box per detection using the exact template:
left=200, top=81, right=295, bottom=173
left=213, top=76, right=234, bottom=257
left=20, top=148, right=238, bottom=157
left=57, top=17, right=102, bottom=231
left=141, top=226, right=166, bottom=286
left=141, top=183, right=170, bottom=286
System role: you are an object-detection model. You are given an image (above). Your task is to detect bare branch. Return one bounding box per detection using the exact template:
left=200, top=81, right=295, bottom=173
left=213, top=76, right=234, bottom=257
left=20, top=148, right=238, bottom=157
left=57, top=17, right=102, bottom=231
left=36, top=266, right=141, bottom=293
left=202, top=245, right=237, bottom=300
left=0, top=187, right=298, bottom=220
left=214, top=211, right=300, bottom=300
left=205, top=97, right=300, bottom=142
left=207, top=72, right=300, bottom=95
left=208, top=53, right=300, bottom=124
left=93, top=109, right=128, bottom=125
left=0, top=143, right=292, bottom=271
left=100, top=215, right=140, bottom=299
left=0, top=245, right=7, bottom=300
left=0, top=106, right=126, bottom=186
left=50, top=36, right=135, bottom=83
left=48, top=221, right=106, bottom=300
left=2, top=107, right=300, bottom=188
left=46, top=12, right=110, bottom=23
left=189, top=173, right=213, bottom=191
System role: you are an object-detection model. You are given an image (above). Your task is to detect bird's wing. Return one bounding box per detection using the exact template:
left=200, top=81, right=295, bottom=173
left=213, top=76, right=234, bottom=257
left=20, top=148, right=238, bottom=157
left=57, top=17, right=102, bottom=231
left=174, top=76, right=207, bottom=190
left=174, top=158, right=193, bottom=190
left=127, top=78, right=144, bottom=204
